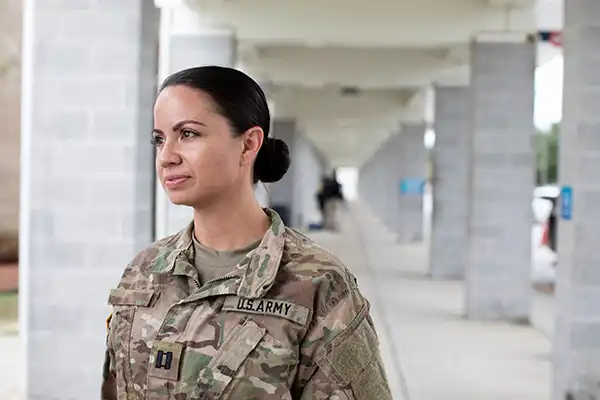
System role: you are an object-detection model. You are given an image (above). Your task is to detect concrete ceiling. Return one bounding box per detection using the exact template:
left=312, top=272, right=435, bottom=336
left=160, top=0, right=564, bottom=167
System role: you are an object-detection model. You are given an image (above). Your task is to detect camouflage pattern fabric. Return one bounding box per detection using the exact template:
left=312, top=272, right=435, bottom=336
left=102, top=208, right=393, bottom=399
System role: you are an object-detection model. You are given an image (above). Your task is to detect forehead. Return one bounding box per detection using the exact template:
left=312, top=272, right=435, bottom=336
left=154, top=85, right=216, bottom=117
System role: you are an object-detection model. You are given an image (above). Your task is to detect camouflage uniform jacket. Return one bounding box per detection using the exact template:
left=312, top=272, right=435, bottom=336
left=102, top=209, right=392, bottom=399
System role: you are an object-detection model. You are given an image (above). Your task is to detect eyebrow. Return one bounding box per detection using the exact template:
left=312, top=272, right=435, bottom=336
left=152, top=119, right=207, bottom=134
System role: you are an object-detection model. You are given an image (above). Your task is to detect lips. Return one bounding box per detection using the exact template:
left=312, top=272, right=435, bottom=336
left=163, top=174, right=190, bottom=189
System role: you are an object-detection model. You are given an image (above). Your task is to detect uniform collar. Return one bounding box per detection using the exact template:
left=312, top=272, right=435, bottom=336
left=150, top=208, right=286, bottom=299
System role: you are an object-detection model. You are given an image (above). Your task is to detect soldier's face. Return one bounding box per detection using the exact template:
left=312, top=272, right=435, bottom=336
left=152, top=85, right=247, bottom=208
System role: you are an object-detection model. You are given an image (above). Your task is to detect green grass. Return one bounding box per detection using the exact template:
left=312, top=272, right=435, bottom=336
left=0, top=291, right=18, bottom=321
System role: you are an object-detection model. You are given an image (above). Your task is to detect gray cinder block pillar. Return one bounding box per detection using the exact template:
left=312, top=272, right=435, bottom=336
left=553, top=2, right=600, bottom=398
left=271, top=123, right=326, bottom=230
left=291, top=136, right=326, bottom=230
left=397, top=123, right=426, bottom=243
left=375, top=134, right=402, bottom=237
left=466, top=34, right=535, bottom=321
left=20, top=1, right=159, bottom=397
left=430, top=86, right=470, bottom=279
left=372, top=144, right=387, bottom=222
left=270, top=119, right=297, bottom=227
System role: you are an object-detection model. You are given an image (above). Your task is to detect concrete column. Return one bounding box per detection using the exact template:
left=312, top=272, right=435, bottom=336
left=359, top=158, right=372, bottom=206
left=386, top=136, right=400, bottom=235
left=363, top=153, right=380, bottom=213
left=365, top=156, right=377, bottom=212
left=371, top=145, right=386, bottom=221
left=369, top=140, right=386, bottom=223
left=430, top=86, right=470, bottom=279
left=553, top=3, right=600, bottom=398
left=367, top=155, right=378, bottom=211
left=397, top=123, right=426, bottom=243
left=19, top=1, right=158, bottom=397
left=367, top=157, right=376, bottom=209
left=358, top=162, right=365, bottom=204
left=370, top=154, right=382, bottom=215
left=155, top=5, right=236, bottom=238
left=360, top=159, right=369, bottom=205
left=363, top=133, right=413, bottom=238
left=377, top=134, right=402, bottom=237
left=466, top=34, right=535, bottom=321
left=291, top=135, right=326, bottom=229
left=270, top=119, right=297, bottom=226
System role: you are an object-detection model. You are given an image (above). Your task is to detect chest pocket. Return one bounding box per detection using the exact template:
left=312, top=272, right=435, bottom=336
left=193, top=318, right=298, bottom=400
left=107, top=288, right=159, bottom=393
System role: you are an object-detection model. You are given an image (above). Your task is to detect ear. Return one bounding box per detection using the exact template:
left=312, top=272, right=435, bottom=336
left=240, top=127, right=264, bottom=167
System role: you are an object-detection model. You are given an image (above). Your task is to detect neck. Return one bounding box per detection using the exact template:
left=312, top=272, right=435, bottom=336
left=192, top=184, right=270, bottom=251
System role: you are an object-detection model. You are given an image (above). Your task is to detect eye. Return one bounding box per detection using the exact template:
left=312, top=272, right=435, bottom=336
left=181, top=129, right=199, bottom=140
left=150, top=133, right=164, bottom=147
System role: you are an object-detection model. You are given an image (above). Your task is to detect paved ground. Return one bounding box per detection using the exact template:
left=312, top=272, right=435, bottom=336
left=0, top=322, right=21, bottom=400
left=308, top=203, right=551, bottom=400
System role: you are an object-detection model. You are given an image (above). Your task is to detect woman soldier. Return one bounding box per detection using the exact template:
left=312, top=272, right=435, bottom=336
left=101, top=66, right=392, bottom=400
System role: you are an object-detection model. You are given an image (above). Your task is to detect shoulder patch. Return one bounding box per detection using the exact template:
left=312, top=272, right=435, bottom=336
left=223, top=296, right=310, bottom=325
left=323, top=312, right=392, bottom=399
left=317, top=304, right=378, bottom=386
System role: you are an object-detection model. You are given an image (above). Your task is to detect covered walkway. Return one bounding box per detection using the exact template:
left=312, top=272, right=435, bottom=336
left=15, top=0, right=600, bottom=398
left=308, top=202, right=552, bottom=399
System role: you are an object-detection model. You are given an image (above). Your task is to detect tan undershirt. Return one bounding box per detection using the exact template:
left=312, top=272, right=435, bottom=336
left=193, top=236, right=261, bottom=285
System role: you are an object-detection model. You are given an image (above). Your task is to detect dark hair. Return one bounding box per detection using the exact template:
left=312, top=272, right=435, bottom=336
left=159, top=66, right=290, bottom=183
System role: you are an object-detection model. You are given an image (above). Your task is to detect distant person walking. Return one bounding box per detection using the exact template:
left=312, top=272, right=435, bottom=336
left=316, top=170, right=345, bottom=231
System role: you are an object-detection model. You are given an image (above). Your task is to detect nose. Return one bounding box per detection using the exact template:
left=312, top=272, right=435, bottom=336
left=157, top=139, right=182, bottom=168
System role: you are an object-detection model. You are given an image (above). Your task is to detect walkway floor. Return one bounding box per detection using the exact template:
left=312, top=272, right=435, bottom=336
left=0, top=322, right=21, bottom=400
left=308, top=203, right=551, bottom=400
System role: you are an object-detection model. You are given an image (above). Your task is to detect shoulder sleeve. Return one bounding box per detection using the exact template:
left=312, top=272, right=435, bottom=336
left=294, top=288, right=394, bottom=400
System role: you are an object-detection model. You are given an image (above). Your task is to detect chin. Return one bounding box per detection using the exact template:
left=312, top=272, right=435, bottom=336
left=166, top=191, right=196, bottom=207
left=166, top=189, right=219, bottom=209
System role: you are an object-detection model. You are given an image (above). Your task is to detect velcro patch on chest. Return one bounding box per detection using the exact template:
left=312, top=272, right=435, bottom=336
left=223, top=296, right=310, bottom=326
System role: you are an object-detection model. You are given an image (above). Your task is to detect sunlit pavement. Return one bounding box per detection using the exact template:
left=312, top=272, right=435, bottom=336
left=0, top=328, right=22, bottom=400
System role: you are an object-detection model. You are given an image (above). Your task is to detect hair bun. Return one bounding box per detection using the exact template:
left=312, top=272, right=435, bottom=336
left=254, top=138, right=290, bottom=183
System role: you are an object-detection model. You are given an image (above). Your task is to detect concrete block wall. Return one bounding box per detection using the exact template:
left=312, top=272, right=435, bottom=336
left=377, top=135, right=397, bottom=235
left=377, top=134, right=403, bottom=236
left=553, top=2, right=600, bottom=398
left=362, top=157, right=377, bottom=209
left=466, top=37, right=535, bottom=321
left=270, top=119, right=326, bottom=229
left=368, top=141, right=390, bottom=221
left=430, top=86, right=470, bottom=279
left=397, top=123, right=426, bottom=243
left=363, top=151, right=379, bottom=215
left=358, top=132, right=426, bottom=241
left=20, top=1, right=159, bottom=398
left=269, top=119, right=296, bottom=225
left=292, top=134, right=327, bottom=229
left=358, top=155, right=372, bottom=206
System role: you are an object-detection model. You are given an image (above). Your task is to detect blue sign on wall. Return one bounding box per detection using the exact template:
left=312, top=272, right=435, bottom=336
left=561, top=186, right=573, bottom=220
left=400, top=179, right=426, bottom=195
